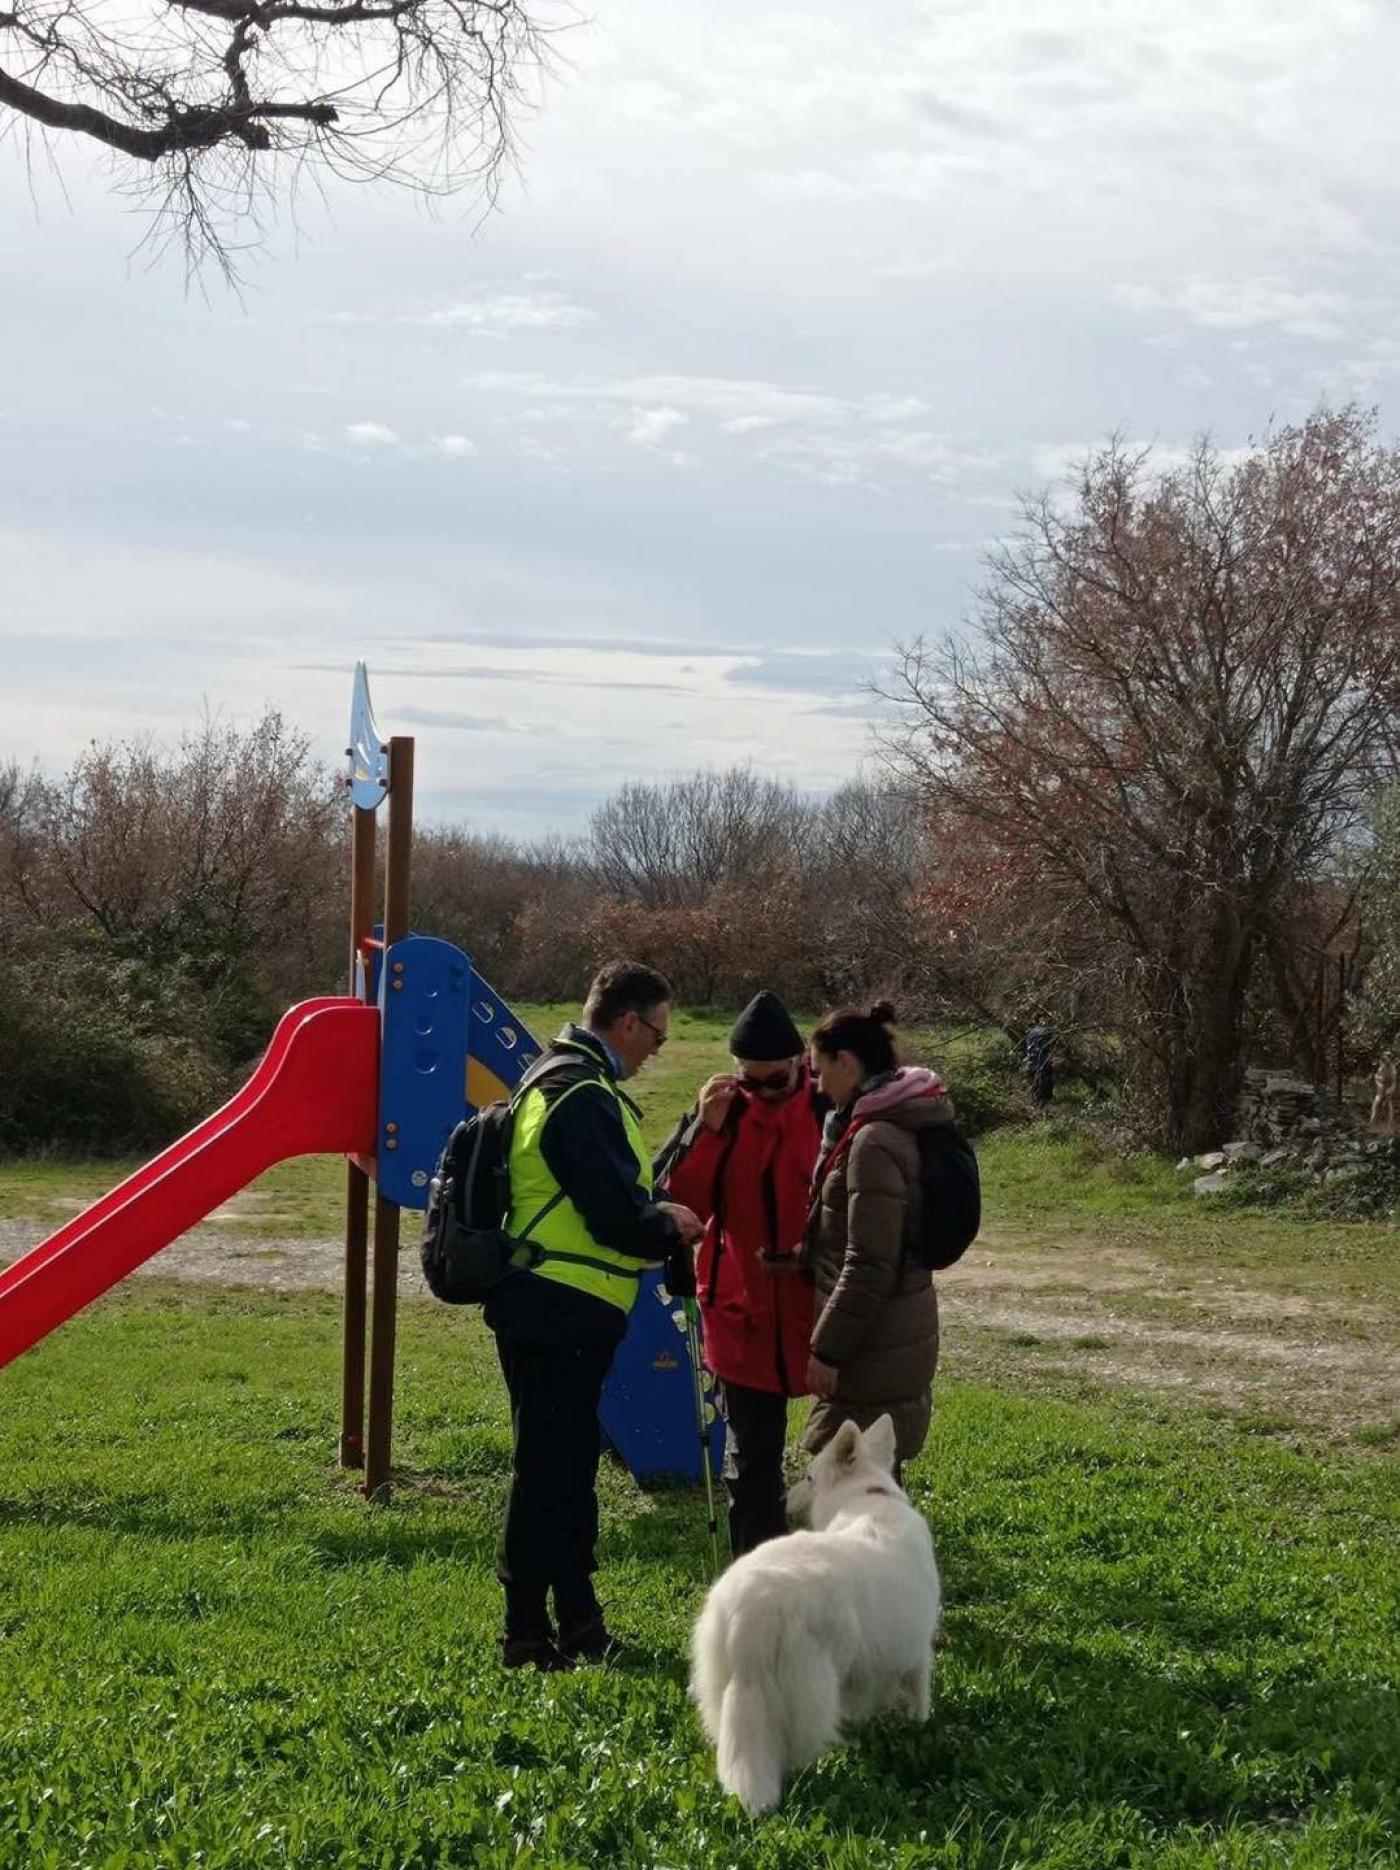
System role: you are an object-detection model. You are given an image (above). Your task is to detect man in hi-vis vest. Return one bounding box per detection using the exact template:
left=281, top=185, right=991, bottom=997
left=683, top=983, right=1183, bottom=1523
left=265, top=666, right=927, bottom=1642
left=485, top=959, right=703, bottom=1670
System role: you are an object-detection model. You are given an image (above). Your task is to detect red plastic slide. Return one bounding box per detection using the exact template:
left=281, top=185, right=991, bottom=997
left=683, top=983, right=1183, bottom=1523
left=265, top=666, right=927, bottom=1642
left=0, top=997, right=379, bottom=1370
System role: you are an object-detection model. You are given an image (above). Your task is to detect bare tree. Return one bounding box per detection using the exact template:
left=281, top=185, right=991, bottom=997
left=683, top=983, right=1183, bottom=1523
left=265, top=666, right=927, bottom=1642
left=805, top=779, right=929, bottom=1003
left=0, top=758, right=44, bottom=936
left=881, top=409, right=1400, bottom=1150
left=585, top=770, right=811, bottom=911
left=0, top=0, right=557, bottom=277
left=17, top=709, right=342, bottom=1046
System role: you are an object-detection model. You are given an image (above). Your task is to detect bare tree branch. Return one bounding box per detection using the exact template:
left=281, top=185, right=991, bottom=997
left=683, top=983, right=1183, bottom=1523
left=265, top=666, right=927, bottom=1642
left=1, top=0, right=563, bottom=276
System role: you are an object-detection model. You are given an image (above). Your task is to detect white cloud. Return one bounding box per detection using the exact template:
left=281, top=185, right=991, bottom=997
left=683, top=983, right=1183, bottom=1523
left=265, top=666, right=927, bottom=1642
left=345, top=421, right=399, bottom=447
left=1117, top=277, right=1355, bottom=341
left=615, top=405, right=690, bottom=447
left=1312, top=337, right=1400, bottom=399
left=861, top=394, right=931, bottom=424
left=760, top=427, right=988, bottom=491
left=464, top=369, right=847, bottom=430
left=435, top=434, right=477, bottom=458
left=515, top=0, right=1393, bottom=305
left=464, top=368, right=985, bottom=490
left=320, top=289, right=599, bottom=337
left=421, top=290, right=598, bottom=335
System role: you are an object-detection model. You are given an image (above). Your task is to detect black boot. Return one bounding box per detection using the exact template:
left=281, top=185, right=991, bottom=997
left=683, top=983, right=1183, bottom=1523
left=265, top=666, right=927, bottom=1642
left=556, top=1612, right=616, bottom=1663
left=499, top=1631, right=573, bottom=1672
left=501, top=1582, right=571, bottom=1670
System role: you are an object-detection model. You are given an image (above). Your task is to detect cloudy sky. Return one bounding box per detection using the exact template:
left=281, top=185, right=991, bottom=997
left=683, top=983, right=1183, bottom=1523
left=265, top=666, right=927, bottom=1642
left=4, top=0, right=1399, bottom=835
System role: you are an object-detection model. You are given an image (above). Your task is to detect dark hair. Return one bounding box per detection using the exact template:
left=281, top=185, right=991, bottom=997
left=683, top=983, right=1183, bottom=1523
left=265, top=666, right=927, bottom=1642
left=810, top=1000, right=898, bottom=1075
left=584, top=959, right=673, bottom=1029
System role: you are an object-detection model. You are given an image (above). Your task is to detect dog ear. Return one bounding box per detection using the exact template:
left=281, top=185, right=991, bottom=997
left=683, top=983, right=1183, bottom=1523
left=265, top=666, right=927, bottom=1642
left=863, top=1413, right=897, bottom=1473
left=829, top=1420, right=861, bottom=1467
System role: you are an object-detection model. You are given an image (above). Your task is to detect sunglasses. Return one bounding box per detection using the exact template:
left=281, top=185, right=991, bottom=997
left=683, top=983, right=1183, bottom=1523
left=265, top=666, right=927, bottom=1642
left=636, top=1013, right=668, bottom=1048
left=740, top=1068, right=795, bottom=1093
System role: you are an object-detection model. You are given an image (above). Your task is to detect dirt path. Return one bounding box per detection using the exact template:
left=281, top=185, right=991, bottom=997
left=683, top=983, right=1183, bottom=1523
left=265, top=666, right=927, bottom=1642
left=938, top=1230, right=1397, bottom=1441
left=0, top=1218, right=426, bottom=1298
left=3, top=1218, right=1394, bottom=1443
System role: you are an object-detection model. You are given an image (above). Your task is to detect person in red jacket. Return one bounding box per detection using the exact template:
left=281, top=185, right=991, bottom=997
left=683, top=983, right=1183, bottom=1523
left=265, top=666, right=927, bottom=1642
left=656, top=991, right=826, bottom=1556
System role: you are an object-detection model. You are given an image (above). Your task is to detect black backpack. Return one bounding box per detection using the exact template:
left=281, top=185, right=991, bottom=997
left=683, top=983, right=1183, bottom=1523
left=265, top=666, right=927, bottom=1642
left=907, top=1123, right=981, bottom=1270
left=418, top=1055, right=577, bottom=1305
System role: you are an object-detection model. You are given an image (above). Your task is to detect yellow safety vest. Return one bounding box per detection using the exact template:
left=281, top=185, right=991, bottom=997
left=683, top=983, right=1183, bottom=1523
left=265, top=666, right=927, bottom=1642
left=505, top=1070, right=658, bottom=1316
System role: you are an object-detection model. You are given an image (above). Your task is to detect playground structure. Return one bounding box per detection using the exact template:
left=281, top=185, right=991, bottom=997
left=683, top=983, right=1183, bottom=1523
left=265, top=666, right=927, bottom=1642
left=0, top=665, right=721, bottom=1500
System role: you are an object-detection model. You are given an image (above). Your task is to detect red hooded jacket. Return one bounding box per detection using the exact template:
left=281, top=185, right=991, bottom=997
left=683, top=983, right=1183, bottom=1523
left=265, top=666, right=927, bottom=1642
left=660, top=1074, right=823, bottom=1396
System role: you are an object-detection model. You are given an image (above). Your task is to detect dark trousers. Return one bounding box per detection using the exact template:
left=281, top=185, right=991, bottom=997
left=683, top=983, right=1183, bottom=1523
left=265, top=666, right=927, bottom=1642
left=718, top=1380, right=790, bottom=1557
left=495, top=1335, right=617, bottom=1637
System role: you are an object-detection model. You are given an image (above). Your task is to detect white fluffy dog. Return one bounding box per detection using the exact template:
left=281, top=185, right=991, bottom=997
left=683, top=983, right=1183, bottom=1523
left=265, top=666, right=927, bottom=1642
left=689, top=1413, right=941, bottom=1816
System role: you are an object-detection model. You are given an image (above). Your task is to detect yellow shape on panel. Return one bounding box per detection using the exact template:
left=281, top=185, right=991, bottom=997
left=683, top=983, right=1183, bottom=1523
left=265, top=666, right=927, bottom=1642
left=467, top=1056, right=511, bottom=1112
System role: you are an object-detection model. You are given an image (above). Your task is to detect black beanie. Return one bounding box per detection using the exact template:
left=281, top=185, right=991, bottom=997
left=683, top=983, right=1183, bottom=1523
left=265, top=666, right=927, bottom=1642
left=728, top=991, right=805, bottom=1063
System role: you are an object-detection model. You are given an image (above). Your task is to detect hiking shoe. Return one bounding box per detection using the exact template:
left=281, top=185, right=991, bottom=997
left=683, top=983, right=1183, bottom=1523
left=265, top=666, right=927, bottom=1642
left=499, top=1632, right=573, bottom=1672
left=556, top=1614, right=617, bottom=1663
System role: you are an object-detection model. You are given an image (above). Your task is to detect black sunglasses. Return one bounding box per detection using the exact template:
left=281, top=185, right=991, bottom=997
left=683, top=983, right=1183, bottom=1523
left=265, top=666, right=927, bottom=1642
left=740, top=1068, right=794, bottom=1092
left=636, top=1013, right=668, bottom=1048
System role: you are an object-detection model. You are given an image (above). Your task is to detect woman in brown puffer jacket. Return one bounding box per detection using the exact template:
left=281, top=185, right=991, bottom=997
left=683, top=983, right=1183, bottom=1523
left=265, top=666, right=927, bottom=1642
left=802, top=1001, right=953, bottom=1480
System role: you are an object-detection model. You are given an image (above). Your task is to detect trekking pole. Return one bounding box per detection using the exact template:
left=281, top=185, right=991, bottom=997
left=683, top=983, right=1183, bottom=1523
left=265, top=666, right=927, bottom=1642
left=682, top=1297, right=723, bottom=1579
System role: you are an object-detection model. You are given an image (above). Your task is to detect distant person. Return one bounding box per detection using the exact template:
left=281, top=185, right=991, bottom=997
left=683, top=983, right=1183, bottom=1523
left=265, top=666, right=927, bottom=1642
left=656, top=991, right=827, bottom=1556
left=1372, top=1053, right=1397, bottom=1128
left=802, top=1003, right=951, bottom=1483
left=1023, top=1021, right=1055, bottom=1109
left=485, top=960, right=703, bottom=1670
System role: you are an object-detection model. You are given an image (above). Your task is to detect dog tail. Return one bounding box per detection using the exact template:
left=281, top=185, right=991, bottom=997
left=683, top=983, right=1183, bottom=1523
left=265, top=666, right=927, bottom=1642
left=689, top=1594, right=732, bottom=1744
left=715, top=1678, right=786, bottom=1817
left=713, top=1621, right=841, bottom=1817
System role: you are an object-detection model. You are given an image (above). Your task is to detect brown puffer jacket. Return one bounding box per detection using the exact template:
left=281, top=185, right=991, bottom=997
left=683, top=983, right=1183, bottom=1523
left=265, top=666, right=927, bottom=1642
left=802, top=1071, right=952, bottom=1465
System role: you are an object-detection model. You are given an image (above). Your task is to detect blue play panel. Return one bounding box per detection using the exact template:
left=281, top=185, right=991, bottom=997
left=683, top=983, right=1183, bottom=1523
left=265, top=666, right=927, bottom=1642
left=379, top=940, right=720, bottom=1486
left=600, top=1270, right=724, bottom=1487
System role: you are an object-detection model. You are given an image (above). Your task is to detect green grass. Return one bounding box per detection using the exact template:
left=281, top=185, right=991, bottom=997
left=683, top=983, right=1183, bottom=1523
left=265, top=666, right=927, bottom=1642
left=976, top=1120, right=1197, bottom=1224
left=2, top=1001, right=1398, bottom=1863
left=1, top=1286, right=1396, bottom=1869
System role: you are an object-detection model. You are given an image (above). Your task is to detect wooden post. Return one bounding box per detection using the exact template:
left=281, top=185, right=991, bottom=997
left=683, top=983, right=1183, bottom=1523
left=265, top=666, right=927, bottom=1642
left=338, top=803, right=378, bottom=1469
left=364, top=736, right=414, bottom=1502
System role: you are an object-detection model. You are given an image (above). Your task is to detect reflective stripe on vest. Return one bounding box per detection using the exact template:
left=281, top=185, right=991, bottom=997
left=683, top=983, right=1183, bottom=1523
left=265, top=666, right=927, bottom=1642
left=505, top=1073, right=656, bottom=1315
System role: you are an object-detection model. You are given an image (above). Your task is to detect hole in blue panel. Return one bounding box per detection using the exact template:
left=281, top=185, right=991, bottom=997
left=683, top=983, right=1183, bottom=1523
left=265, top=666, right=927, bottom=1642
left=449, top=966, right=466, bottom=990
left=415, top=1015, right=433, bottom=1036
left=474, top=1001, right=495, bottom=1022
left=518, top=1051, right=537, bottom=1069
left=415, top=1048, right=438, bottom=1075
left=422, top=984, right=439, bottom=999
left=500, top=1027, right=518, bottom=1050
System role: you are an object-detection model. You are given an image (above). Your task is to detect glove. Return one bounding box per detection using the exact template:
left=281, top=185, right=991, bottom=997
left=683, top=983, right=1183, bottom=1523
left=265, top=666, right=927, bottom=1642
left=665, top=1238, right=697, bottom=1299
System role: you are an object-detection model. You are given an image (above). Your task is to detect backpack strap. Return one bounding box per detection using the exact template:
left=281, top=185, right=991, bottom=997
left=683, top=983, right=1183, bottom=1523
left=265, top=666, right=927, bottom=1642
left=509, top=1050, right=583, bottom=1109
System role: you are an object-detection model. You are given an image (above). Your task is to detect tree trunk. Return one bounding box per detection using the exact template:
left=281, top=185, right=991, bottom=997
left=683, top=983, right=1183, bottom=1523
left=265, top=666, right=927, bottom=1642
left=1160, top=922, right=1257, bottom=1153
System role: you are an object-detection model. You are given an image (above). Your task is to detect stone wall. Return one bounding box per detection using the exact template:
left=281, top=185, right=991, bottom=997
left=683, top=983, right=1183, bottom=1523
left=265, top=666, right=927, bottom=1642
left=1186, top=1069, right=1391, bottom=1195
